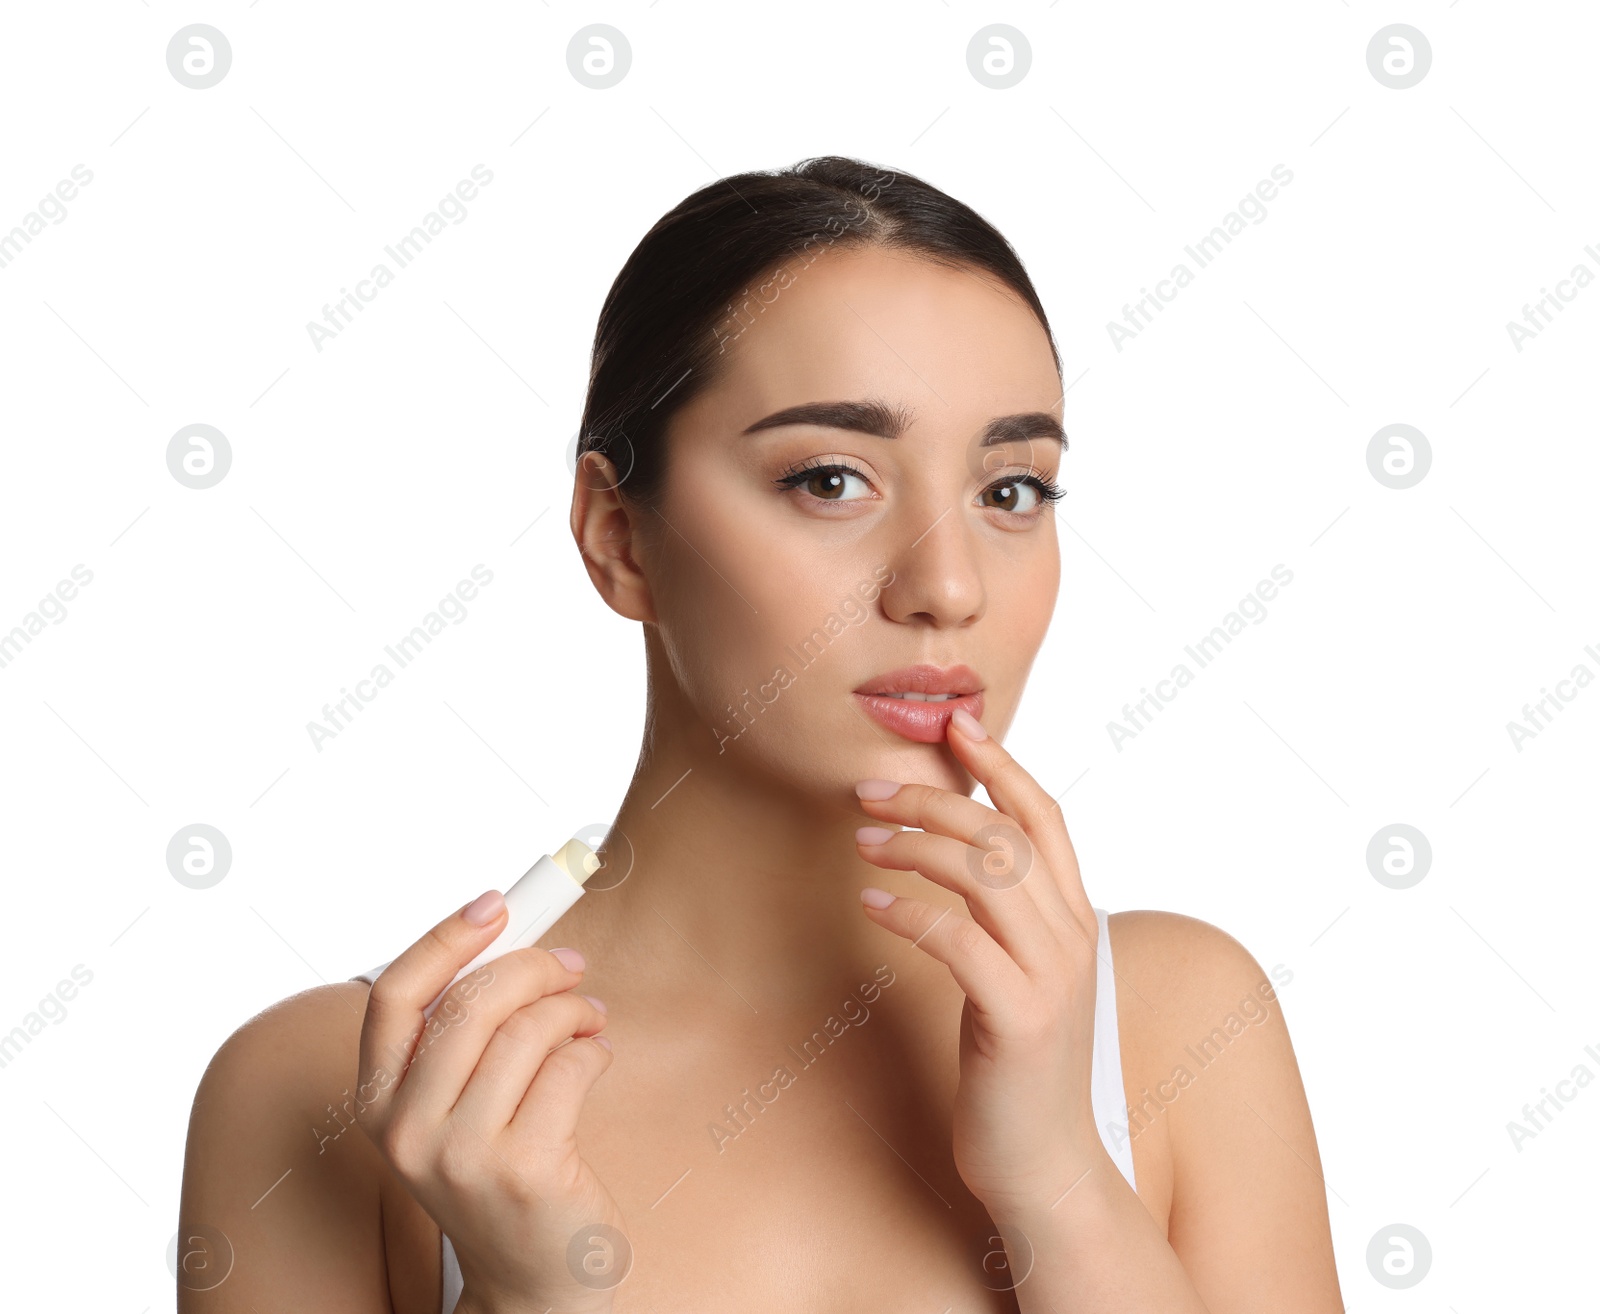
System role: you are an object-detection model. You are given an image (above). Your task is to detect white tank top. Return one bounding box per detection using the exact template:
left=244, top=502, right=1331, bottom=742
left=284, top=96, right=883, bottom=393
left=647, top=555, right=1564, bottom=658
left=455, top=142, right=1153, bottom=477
left=350, top=905, right=1135, bottom=1311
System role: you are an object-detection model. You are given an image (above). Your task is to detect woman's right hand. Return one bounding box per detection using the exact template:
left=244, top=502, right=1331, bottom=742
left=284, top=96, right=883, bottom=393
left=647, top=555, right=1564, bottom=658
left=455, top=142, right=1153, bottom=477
left=354, top=890, right=628, bottom=1314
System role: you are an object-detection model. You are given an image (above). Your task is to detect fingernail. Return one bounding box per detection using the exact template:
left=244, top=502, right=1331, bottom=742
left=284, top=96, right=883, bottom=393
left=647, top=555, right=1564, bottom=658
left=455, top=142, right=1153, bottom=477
left=550, top=947, right=586, bottom=972
left=594, top=1035, right=613, bottom=1051
left=855, top=778, right=901, bottom=800
left=462, top=890, right=505, bottom=925
left=856, top=825, right=895, bottom=846
left=860, top=887, right=896, bottom=909
left=951, top=707, right=987, bottom=740
left=581, top=993, right=607, bottom=1014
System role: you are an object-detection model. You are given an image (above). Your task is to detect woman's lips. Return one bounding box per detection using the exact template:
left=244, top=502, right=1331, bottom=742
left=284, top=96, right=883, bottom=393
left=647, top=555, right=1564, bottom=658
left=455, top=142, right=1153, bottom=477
left=853, top=690, right=985, bottom=743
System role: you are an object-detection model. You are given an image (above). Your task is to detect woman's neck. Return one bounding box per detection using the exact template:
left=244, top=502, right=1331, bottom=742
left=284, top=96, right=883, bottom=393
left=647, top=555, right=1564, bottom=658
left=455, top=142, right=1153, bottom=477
left=555, top=715, right=959, bottom=1032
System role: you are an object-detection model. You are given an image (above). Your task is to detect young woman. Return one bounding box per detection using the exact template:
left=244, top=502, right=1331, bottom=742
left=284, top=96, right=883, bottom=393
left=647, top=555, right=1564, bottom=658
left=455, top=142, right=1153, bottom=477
left=180, top=156, right=1343, bottom=1313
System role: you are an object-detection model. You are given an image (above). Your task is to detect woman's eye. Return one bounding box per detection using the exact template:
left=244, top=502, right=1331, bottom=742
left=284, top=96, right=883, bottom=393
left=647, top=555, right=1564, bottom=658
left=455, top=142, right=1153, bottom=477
left=775, top=463, right=1064, bottom=515
left=775, top=463, right=874, bottom=503
left=980, top=474, right=1064, bottom=516
left=980, top=478, right=1041, bottom=514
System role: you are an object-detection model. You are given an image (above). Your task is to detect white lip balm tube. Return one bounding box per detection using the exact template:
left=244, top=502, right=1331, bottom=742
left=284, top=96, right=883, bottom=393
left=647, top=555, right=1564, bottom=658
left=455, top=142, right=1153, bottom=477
left=423, top=837, right=601, bottom=1020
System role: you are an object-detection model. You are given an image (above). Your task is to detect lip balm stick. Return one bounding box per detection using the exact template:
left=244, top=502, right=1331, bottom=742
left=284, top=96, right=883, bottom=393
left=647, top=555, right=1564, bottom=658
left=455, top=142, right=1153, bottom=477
left=423, top=837, right=601, bottom=1020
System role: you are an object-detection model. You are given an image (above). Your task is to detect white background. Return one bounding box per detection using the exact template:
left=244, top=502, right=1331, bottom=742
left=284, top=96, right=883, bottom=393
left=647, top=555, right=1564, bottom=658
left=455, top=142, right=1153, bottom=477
left=1, top=2, right=1594, bottom=1309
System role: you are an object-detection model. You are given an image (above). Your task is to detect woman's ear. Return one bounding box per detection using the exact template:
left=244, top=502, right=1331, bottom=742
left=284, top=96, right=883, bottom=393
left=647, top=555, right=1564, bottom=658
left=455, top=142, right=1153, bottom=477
left=570, top=451, right=658, bottom=624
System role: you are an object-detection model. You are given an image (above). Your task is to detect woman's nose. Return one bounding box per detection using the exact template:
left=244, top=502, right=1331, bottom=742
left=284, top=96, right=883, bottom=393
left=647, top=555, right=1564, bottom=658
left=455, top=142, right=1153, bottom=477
left=875, top=509, right=986, bottom=628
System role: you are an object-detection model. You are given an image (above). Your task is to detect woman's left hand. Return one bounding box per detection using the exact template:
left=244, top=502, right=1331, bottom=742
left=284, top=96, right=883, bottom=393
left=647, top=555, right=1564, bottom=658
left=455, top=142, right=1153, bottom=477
left=853, top=706, right=1114, bottom=1215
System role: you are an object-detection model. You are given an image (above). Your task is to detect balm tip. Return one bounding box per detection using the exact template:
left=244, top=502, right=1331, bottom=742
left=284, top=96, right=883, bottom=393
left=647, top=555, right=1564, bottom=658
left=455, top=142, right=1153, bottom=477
left=552, top=837, right=601, bottom=886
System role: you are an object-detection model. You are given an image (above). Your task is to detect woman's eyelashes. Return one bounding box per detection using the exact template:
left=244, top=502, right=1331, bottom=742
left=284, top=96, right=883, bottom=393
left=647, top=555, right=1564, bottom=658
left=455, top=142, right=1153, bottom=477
left=772, top=456, right=1064, bottom=518
left=979, top=469, right=1066, bottom=514
left=773, top=457, right=876, bottom=505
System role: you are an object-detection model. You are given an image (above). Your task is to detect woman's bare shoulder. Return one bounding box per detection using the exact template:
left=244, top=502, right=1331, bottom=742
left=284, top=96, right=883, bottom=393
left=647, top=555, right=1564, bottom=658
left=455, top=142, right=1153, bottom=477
left=1106, top=908, right=1269, bottom=992
left=1103, top=908, right=1291, bottom=1115
left=178, top=980, right=394, bottom=1311
left=1105, top=909, right=1342, bottom=1309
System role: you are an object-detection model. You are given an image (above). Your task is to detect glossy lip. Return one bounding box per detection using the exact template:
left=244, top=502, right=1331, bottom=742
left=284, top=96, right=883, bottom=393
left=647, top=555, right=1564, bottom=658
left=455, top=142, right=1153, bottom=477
left=853, top=663, right=983, bottom=696
left=852, top=664, right=985, bottom=744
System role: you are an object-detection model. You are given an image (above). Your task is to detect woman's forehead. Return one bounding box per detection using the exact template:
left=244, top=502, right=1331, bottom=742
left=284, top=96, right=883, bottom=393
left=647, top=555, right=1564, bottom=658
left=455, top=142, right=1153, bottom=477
left=699, top=249, right=1059, bottom=419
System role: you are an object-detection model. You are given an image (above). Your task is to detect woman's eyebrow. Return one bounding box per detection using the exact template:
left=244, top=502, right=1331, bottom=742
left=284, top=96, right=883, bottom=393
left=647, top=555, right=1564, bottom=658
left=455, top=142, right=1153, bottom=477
left=741, top=399, right=1065, bottom=448
left=978, top=411, right=1067, bottom=449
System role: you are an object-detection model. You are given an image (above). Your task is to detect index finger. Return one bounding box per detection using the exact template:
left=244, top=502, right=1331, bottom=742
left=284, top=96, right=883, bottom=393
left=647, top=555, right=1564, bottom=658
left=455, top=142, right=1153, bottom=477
left=355, top=891, right=509, bottom=1124
left=943, top=708, right=1096, bottom=932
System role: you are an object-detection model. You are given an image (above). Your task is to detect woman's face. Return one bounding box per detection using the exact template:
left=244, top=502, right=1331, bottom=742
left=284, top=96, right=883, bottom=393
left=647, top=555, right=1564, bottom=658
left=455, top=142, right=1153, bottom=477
left=629, top=244, right=1063, bottom=806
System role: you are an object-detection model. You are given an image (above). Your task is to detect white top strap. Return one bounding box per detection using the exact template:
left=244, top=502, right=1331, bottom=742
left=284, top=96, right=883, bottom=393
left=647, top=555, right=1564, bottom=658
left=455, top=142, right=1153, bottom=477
left=1091, top=906, right=1138, bottom=1193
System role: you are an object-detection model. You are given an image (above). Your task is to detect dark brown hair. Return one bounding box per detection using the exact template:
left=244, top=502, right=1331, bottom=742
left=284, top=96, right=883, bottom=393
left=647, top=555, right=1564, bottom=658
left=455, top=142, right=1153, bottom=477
left=577, top=155, right=1060, bottom=508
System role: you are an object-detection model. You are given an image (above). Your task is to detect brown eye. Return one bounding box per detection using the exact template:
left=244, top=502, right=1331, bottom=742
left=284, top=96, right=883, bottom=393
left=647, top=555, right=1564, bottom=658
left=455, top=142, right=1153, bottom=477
left=979, top=478, right=1041, bottom=513
left=806, top=469, right=849, bottom=500
left=774, top=462, right=873, bottom=503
